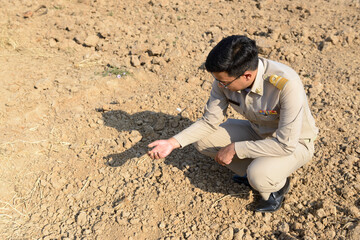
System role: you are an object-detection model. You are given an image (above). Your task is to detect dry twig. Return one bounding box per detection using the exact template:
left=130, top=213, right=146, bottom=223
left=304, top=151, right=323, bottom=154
left=0, top=214, right=13, bottom=219
left=210, top=193, right=248, bottom=208
left=73, top=177, right=89, bottom=196
left=137, top=153, right=151, bottom=165
left=0, top=200, right=27, bottom=217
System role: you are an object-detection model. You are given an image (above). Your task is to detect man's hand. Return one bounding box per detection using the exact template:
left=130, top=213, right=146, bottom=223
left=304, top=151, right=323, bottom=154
left=215, top=143, right=236, bottom=166
left=147, top=137, right=180, bottom=159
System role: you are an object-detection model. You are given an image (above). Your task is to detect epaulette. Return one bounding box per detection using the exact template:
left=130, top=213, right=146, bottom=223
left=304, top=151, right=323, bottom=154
left=267, top=75, right=289, bottom=90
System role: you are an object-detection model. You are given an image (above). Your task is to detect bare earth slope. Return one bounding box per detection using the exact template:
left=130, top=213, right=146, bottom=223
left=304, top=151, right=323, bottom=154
left=0, top=0, right=359, bottom=239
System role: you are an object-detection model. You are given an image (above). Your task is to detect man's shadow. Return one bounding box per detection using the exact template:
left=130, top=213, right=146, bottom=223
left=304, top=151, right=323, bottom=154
left=101, top=109, right=251, bottom=199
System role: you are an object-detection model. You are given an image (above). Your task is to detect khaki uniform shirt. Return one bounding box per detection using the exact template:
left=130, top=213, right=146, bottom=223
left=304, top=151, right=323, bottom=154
left=173, top=57, right=318, bottom=159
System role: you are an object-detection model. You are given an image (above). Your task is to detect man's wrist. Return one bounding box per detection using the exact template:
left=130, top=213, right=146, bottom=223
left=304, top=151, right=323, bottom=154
left=229, top=142, right=236, bottom=153
left=168, top=137, right=181, bottom=149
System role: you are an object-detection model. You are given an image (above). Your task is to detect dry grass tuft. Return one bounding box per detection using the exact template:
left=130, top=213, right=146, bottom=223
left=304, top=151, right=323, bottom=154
left=74, top=58, right=104, bottom=69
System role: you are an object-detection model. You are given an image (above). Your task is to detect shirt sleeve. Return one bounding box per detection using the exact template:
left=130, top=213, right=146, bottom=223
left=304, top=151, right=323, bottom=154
left=234, top=79, right=305, bottom=159
left=173, top=81, right=229, bottom=148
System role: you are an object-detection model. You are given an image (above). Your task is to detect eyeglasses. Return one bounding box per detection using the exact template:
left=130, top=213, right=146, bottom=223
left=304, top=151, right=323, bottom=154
left=211, top=72, right=243, bottom=89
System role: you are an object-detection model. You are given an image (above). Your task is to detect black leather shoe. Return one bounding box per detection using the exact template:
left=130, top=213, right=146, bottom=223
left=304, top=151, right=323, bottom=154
left=255, top=177, right=291, bottom=212
left=232, top=174, right=250, bottom=187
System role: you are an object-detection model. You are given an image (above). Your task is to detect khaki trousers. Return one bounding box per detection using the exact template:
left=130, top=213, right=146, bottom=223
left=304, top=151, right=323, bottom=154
left=193, top=119, right=314, bottom=200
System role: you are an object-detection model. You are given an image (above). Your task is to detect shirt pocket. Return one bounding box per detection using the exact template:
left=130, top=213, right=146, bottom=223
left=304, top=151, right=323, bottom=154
left=256, top=111, right=279, bottom=126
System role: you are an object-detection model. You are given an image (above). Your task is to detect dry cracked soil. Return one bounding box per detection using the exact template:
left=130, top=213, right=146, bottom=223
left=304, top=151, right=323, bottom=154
left=0, top=0, right=359, bottom=239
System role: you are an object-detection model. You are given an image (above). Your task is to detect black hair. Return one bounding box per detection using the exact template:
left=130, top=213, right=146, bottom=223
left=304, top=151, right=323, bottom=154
left=205, top=35, right=259, bottom=77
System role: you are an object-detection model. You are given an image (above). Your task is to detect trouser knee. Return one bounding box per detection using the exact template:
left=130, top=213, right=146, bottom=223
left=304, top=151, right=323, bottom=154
left=193, top=140, right=217, bottom=158
left=247, top=162, right=268, bottom=191
left=246, top=159, right=284, bottom=194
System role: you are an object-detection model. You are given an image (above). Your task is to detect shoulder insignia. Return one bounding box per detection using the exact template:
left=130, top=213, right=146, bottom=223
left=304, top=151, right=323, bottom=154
left=268, top=75, right=288, bottom=90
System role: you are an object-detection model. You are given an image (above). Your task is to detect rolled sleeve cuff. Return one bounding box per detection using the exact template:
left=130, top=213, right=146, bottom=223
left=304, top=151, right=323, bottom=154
left=235, top=141, right=250, bottom=159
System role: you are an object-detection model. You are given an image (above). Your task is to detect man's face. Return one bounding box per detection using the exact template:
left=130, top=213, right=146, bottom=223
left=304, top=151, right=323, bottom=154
left=211, top=71, right=254, bottom=91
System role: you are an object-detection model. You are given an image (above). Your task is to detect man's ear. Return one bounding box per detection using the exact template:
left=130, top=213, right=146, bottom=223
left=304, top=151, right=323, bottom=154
left=243, top=72, right=253, bottom=81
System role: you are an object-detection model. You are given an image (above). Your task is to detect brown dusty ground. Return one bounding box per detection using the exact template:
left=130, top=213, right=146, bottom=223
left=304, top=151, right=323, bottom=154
left=0, top=0, right=359, bottom=239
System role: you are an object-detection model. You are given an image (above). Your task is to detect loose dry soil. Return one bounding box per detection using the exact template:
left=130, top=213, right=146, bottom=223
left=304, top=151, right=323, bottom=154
left=0, top=0, right=359, bottom=239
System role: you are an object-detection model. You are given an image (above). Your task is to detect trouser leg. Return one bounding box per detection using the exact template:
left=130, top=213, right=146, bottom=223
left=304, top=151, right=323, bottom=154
left=246, top=142, right=313, bottom=200
left=193, top=119, right=314, bottom=200
left=193, top=119, right=261, bottom=177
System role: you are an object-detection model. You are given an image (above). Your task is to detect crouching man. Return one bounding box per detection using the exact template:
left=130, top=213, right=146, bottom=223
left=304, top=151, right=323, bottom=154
left=148, top=35, right=318, bottom=212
